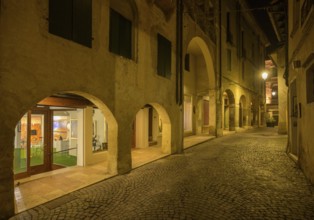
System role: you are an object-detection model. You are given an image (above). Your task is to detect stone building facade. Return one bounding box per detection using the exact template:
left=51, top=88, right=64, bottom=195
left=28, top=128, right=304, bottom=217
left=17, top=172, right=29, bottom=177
left=287, top=0, right=314, bottom=184
left=0, top=0, right=268, bottom=218
left=218, top=0, right=268, bottom=133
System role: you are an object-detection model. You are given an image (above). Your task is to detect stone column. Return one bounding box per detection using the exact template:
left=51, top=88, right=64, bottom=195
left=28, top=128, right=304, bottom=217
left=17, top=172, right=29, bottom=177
left=0, top=126, right=15, bottom=219
left=116, top=121, right=132, bottom=174
left=277, top=48, right=288, bottom=134
left=229, top=104, right=236, bottom=131
left=234, top=104, right=240, bottom=130
left=209, top=89, right=216, bottom=135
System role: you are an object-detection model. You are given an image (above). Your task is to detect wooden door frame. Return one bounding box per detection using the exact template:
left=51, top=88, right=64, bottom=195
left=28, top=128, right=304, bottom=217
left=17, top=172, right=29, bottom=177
left=14, top=108, right=52, bottom=179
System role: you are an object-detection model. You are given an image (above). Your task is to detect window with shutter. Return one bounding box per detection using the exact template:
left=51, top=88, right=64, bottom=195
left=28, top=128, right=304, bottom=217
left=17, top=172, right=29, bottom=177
left=109, top=9, right=132, bottom=59
left=49, top=0, right=92, bottom=47
left=157, top=34, right=171, bottom=78
left=306, top=65, right=314, bottom=103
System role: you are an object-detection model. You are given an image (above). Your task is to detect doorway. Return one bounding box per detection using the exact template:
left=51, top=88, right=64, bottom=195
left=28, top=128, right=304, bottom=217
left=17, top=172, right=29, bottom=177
left=14, top=109, right=51, bottom=179
left=14, top=106, right=84, bottom=179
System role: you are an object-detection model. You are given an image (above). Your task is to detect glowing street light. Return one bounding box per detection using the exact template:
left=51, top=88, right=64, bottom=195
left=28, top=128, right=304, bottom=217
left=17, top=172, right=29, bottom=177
left=262, top=72, right=268, bottom=80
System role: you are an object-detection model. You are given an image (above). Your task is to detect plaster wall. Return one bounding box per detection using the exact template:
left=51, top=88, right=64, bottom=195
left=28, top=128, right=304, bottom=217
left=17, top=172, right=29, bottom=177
left=288, top=1, right=314, bottom=184
left=0, top=0, right=180, bottom=217
left=275, top=47, right=288, bottom=134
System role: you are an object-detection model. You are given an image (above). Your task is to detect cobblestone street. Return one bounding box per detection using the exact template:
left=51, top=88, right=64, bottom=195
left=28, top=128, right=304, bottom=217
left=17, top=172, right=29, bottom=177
left=11, top=128, right=314, bottom=220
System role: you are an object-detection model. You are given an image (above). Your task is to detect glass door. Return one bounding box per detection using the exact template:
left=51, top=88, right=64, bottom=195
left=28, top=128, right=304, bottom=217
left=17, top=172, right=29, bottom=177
left=29, top=112, right=47, bottom=173
left=14, top=114, right=28, bottom=176
left=14, top=110, right=50, bottom=179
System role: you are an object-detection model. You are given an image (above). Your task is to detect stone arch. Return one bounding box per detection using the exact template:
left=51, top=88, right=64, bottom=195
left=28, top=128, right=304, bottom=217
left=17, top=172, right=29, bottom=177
left=13, top=91, right=118, bottom=175
left=186, top=36, right=215, bottom=89
left=131, top=102, right=171, bottom=156
left=184, top=36, right=216, bottom=135
left=70, top=91, right=118, bottom=173
left=223, top=89, right=235, bottom=131
left=110, top=0, right=137, bottom=21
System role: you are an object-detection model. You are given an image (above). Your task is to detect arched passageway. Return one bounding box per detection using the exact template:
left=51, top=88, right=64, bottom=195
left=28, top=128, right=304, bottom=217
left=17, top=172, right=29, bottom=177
left=183, top=37, right=216, bottom=136
left=131, top=103, right=171, bottom=168
left=13, top=92, right=118, bottom=212
left=13, top=92, right=118, bottom=179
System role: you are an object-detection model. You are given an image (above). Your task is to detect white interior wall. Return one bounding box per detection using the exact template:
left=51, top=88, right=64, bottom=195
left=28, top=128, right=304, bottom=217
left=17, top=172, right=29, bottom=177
left=135, top=108, right=149, bottom=148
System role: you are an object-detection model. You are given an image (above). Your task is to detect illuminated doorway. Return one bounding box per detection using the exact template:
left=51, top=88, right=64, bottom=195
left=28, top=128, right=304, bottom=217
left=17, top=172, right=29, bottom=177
left=14, top=94, right=110, bottom=179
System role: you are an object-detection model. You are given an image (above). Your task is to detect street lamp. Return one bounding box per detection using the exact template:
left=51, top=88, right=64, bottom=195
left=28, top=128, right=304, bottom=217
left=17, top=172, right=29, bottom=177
left=262, top=71, right=268, bottom=80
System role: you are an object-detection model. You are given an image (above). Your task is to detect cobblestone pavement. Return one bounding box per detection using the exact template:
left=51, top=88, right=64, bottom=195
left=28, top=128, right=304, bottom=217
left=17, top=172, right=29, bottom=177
left=11, top=128, right=314, bottom=220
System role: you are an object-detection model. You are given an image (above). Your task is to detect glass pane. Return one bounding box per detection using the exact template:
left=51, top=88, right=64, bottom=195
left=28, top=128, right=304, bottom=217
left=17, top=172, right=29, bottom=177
left=92, top=109, right=108, bottom=153
left=30, top=114, right=45, bottom=166
left=53, top=111, right=77, bottom=167
left=14, top=114, right=28, bottom=174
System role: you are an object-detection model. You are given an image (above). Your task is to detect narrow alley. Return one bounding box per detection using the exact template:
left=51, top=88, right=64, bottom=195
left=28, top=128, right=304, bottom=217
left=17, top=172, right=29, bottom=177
left=11, top=128, right=314, bottom=219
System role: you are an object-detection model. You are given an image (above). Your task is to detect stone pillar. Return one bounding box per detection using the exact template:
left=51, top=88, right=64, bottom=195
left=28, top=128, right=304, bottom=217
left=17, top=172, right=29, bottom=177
left=229, top=104, right=236, bottom=131
left=117, top=120, right=132, bottom=174
left=83, top=107, right=93, bottom=165
left=0, top=126, right=15, bottom=219
left=234, top=104, right=240, bottom=130
left=243, top=108, right=248, bottom=127
left=209, top=89, right=216, bottom=135
left=277, top=49, right=288, bottom=134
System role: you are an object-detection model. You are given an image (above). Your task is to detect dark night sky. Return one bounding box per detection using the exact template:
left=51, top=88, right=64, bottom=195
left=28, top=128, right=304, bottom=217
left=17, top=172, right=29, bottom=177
left=246, top=0, right=284, bottom=47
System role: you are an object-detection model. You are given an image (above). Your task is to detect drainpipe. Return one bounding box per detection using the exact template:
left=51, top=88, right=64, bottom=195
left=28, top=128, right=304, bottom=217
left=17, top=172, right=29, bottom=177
left=176, top=0, right=183, bottom=105
left=284, top=0, right=289, bottom=87
left=176, top=0, right=183, bottom=153
left=216, top=0, right=223, bottom=136
left=219, top=0, right=222, bottom=90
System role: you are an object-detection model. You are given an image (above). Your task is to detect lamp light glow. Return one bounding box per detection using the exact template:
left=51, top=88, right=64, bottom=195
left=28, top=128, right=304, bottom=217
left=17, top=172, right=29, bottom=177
left=262, top=72, right=268, bottom=80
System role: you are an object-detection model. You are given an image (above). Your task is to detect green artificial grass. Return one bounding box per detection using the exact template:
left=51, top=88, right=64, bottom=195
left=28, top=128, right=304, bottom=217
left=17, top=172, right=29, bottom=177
left=53, top=152, right=77, bottom=167
left=14, top=148, right=77, bottom=174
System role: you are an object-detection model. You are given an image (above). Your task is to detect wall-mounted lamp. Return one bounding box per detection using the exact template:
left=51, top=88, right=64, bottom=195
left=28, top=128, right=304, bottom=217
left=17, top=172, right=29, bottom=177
left=272, top=91, right=276, bottom=96
left=262, top=72, right=268, bottom=80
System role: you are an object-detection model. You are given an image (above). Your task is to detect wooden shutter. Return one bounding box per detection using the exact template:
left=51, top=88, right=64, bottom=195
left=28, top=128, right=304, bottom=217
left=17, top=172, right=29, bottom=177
left=109, top=9, right=120, bottom=55
left=110, top=9, right=132, bottom=58
left=157, top=34, right=171, bottom=78
left=157, top=34, right=165, bottom=77
left=73, top=0, right=92, bottom=47
left=120, top=17, right=132, bottom=59
left=49, top=0, right=73, bottom=40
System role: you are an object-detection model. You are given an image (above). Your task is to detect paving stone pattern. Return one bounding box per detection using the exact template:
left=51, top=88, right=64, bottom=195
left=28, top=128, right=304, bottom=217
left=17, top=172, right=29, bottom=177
left=11, top=128, right=314, bottom=220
